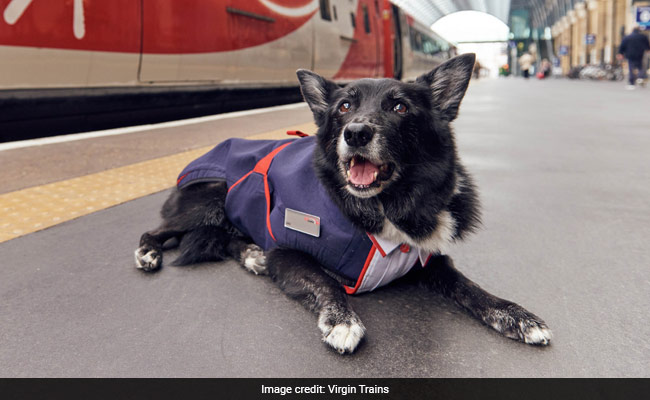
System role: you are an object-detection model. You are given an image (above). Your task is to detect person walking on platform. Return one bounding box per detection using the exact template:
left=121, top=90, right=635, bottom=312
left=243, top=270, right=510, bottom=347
left=518, top=52, right=534, bottom=79
left=617, top=27, right=650, bottom=90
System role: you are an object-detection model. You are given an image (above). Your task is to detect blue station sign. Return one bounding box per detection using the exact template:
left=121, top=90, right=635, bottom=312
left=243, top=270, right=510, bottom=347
left=637, top=6, right=650, bottom=30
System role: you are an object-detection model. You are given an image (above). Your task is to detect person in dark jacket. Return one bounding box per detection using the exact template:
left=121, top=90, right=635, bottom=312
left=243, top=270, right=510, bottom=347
left=617, top=27, right=650, bottom=89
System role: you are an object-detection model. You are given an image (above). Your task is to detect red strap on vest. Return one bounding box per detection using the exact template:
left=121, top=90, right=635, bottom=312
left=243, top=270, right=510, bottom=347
left=286, top=130, right=309, bottom=137
left=227, top=142, right=293, bottom=242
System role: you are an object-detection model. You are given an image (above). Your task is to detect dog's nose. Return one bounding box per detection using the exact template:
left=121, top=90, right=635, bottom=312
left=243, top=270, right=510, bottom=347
left=343, top=123, right=374, bottom=147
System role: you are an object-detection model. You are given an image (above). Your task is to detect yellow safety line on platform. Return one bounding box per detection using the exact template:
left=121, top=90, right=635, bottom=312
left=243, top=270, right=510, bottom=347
left=0, top=122, right=316, bottom=243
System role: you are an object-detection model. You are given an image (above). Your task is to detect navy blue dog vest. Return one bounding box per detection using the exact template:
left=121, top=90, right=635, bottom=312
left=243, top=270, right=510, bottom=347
left=177, top=135, right=431, bottom=294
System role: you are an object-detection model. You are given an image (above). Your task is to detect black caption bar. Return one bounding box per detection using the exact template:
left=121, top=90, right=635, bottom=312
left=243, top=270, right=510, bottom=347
left=1, top=379, right=649, bottom=400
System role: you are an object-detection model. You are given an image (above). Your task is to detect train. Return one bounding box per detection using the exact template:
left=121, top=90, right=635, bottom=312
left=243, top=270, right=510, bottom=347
left=0, top=0, right=456, bottom=140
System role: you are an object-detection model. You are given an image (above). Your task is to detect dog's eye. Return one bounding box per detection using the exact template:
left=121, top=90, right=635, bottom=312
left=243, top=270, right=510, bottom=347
left=339, top=102, right=351, bottom=113
left=393, top=103, right=407, bottom=114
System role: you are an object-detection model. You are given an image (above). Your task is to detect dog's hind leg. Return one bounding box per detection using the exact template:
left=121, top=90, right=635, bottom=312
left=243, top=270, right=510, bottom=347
left=135, top=182, right=233, bottom=271
left=412, top=255, right=552, bottom=346
left=266, top=248, right=366, bottom=354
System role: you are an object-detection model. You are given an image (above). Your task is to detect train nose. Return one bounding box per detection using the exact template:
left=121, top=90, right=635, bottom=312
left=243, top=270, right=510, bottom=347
left=343, top=123, right=374, bottom=148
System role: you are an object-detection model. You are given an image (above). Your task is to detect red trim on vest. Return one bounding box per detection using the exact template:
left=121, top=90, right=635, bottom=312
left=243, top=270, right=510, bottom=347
left=227, top=142, right=293, bottom=241
left=227, top=170, right=253, bottom=193
left=286, top=130, right=309, bottom=137
left=344, top=246, right=377, bottom=295
left=367, top=234, right=386, bottom=257
left=262, top=174, right=276, bottom=241
left=252, top=143, right=292, bottom=174
left=177, top=173, right=189, bottom=186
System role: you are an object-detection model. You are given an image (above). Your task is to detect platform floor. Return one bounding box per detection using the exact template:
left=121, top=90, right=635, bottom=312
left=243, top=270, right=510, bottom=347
left=1, top=79, right=649, bottom=377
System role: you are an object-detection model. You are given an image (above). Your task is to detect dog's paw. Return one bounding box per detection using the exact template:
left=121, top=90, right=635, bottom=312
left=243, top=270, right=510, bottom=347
left=240, top=244, right=267, bottom=275
left=518, top=321, right=553, bottom=345
left=134, top=247, right=162, bottom=272
left=487, top=302, right=552, bottom=346
left=318, top=307, right=365, bottom=354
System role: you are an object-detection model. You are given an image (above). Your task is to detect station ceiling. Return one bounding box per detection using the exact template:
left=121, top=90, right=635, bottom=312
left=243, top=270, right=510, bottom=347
left=391, top=0, right=569, bottom=30
left=391, top=0, right=513, bottom=26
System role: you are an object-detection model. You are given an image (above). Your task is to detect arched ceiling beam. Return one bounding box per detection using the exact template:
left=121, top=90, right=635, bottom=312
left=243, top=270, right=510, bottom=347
left=390, top=0, right=512, bottom=27
left=390, top=1, right=573, bottom=34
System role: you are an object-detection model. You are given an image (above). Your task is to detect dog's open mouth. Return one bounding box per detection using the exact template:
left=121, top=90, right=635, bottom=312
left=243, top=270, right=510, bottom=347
left=345, top=155, right=395, bottom=190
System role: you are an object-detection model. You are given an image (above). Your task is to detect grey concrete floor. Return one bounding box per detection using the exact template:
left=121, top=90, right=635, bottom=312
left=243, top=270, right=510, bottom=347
left=1, top=78, right=649, bottom=377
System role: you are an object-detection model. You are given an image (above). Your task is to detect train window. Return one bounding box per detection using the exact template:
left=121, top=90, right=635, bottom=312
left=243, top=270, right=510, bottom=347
left=350, top=12, right=356, bottom=28
left=374, top=0, right=380, bottom=17
left=333, top=5, right=337, bottom=21
left=408, top=27, right=447, bottom=56
left=423, top=36, right=441, bottom=55
left=320, top=0, right=332, bottom=21
left=410, top=30, right=422, bottom=52
left=363, top=5, right=370, bottom=33
left=422, top=40, right=435, bottom=55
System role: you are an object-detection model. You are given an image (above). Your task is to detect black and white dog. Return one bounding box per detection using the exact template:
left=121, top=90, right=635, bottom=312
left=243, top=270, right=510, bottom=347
left=135, top=54, right=552, bottom=353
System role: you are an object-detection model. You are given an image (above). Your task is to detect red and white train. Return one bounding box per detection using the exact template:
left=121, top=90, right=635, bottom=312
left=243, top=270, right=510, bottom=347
left=0, top=0, right=455, bottom=89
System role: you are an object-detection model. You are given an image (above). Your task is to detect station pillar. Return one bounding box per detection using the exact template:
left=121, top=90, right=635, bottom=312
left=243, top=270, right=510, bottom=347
left=576, top=2, right=589, bottom=65
left=588, top=0, right=602, bottom=63
left=562, top=18, right=572, bottom=73
left=553, top=15, right=573, bottom=74
left=569, top=10, right=579, bottom=67
left=603, top=0, right=616, bottom=62
left=613, top=0, right=627, bottom=49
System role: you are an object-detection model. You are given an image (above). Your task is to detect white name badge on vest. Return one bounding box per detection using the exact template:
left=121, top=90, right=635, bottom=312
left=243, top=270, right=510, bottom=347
left=284, top=208, right=320, bottom=237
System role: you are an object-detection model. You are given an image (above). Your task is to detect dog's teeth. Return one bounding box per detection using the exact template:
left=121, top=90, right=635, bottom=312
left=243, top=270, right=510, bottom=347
left=346, top=169, right=351, bottom=178
left=373, top=171, right=378, bottom=181
left=350, top=158, right=355, bottom=168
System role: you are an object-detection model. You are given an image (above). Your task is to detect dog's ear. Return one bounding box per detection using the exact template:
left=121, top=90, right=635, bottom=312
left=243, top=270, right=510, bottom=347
left=415, top=53, right=475, bottom=121
left=296, top=69, right=338, bottom=122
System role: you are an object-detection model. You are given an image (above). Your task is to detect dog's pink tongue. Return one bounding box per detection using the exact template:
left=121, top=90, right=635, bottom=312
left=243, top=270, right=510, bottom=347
left=349, top=160, right=379, bottom=185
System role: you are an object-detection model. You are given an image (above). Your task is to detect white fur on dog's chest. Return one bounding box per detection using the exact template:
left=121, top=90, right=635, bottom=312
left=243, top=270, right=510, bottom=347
left=378, top=210, right=457, bottom=255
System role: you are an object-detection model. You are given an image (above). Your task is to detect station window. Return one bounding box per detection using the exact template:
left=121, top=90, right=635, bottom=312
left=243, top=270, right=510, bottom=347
left=363, top=5, right=370, bottom=33
left=350, top=12, right=356, bottom=28
left=320, top=0, right=331, bottom=21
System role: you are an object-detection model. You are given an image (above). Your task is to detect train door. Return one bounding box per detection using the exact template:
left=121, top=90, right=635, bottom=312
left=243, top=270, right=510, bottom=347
left=391, top=4, right=403, bottom=80
left=324, top=0, right=383, bottom=79
left=138, top=1, right=183, bottom=82
left=312, top=0, right=357, bottom=78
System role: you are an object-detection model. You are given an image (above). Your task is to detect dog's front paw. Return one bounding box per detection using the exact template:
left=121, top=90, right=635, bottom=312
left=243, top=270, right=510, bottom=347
left=240, top=244, right=267, bottom=275
left=134, top=246, right=162, bottom=272
left=487, top=302, right=552, bottom=346
left=318, top=306, right=365, bottom=354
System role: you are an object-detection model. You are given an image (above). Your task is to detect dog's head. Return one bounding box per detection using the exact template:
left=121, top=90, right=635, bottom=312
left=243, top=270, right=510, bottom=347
left=297, top=54, right=475, bottom=200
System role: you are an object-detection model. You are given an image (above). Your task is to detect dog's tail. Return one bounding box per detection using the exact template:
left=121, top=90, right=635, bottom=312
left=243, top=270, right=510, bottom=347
left=171, top=225, right=232, bottom=266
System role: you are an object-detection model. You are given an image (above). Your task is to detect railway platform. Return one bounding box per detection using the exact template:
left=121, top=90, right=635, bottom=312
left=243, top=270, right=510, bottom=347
left=1, top=79, right=649, bottom=377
